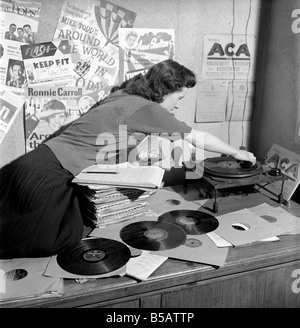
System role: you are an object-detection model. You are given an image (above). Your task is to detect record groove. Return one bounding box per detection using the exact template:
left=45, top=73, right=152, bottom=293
left=158, top=210, right=219, bottom=235
left=120, top=221, right=187, bottom=251
left=57, top=238, right=131, bottom=275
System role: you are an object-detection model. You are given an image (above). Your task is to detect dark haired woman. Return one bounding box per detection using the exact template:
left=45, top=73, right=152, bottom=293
left=0, top=59, right=256, bottom=259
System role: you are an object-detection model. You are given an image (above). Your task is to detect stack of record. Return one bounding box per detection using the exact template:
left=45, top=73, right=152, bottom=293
left=81, top=184, right=155, bottom=228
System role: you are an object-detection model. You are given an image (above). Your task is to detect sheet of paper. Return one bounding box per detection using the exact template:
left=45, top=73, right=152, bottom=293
left=126, top=251, right=168, bottom=281
left=195, top=80, right=228, bottom=122
left=226, top=81, right=255, bottom=121
left=73, top=163, right=165, bottom=189
left=206, top=231, right=233, bottom=247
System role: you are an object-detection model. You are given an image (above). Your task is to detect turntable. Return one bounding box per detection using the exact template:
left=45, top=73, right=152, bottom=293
left=184, top=156, right=288, bottom=213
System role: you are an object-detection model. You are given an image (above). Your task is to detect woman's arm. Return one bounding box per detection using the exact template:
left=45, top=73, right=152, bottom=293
left=185, top=129, right=256, bottom=164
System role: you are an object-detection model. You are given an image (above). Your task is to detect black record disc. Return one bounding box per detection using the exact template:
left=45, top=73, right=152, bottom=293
left=57, top=238, right=131, bottom=275
left=120, top=221, right=187, bottom=251
left=204, top=156, right=262, bottom=178
left=158, top=210, right=219, bottom=235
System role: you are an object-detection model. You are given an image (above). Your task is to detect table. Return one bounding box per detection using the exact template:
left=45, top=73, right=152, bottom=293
left=1, top=183, right=300, bottom=308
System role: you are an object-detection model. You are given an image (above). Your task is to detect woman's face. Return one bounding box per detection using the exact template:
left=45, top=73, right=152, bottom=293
left=126, top=35, right=137, bottom=48
left=159, top=87, right=189, bottom=114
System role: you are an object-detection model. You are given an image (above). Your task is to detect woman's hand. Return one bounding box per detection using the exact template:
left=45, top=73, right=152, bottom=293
left=232, top=150, right=256, bottom=165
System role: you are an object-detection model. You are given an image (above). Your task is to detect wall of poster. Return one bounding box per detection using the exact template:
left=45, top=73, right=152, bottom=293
left=0, top=0, right=263, bottom=168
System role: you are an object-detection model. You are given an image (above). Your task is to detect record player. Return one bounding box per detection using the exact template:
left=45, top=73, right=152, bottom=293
left=184, top=156, right=288, bottom=213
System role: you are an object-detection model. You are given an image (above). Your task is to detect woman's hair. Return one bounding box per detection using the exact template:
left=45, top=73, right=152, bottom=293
left=111, top=59, right=196, bottom=102
left=126, top=30, right=138, bottom=40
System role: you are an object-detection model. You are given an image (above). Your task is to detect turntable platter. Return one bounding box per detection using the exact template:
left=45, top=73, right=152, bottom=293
left=204, top=156, right=262, bottom=178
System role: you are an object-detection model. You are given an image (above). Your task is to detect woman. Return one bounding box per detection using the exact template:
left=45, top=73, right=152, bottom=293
left=0, top=59, right=256, bottom=259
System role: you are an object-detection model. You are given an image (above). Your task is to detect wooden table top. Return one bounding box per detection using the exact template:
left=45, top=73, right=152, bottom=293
left=1, top=183, right=300, bottom=308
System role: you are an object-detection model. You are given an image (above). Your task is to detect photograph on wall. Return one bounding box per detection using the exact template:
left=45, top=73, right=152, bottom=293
left=53, top=0, right=137, bottom=95
left=0, top=39, right=26, bottom=94
left=0, top=0, right=41, bottom=45
left=118, top=28, right=175, bottom=81
left=24, top=85, right=86, bottom=152
left=20, top=40, right=75, bottom=87
left=0, top=89, right=24, bottom=146
left=201, top=34, right=257, bottom=80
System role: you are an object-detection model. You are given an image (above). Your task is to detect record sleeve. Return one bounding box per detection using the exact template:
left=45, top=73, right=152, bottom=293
left=0, top=257, right=63, bottom=303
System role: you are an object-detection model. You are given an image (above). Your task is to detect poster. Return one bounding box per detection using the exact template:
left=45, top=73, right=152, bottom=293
left=20, top=40, right=74, bottom=87
left=0, top=89, right=24, bottom=146
left=195, top=80, right=228, bottom=122
left=0, top=39, right=25, bottom=94
left=118, top=28, right=175, bottom=81
left=226, top=81, right=255, bottom=121
left=201, top=34, right=257, bottom=80
left=24, top=85, right=86, bottom=152
left=53, top=0, right=137, bottom=95
left=0, top=0, right=41, bottom=45
left=264, top=143, right=300, bottom=201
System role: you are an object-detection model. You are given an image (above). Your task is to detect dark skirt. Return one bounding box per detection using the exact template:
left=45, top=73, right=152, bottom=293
left=0, top=145, right=95, bottom=259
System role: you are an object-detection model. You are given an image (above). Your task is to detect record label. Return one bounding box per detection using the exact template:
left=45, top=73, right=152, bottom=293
left=184, top=238, right=203, bottom=248
left=144, top=228, right=168, bottom=240
left=120, top=221, right=187, bottom=251
left=82, top=249, right=105, bottom=262
left=57, top=238, right=131, bottom=275
left=158, top=210, right=219, bottom=235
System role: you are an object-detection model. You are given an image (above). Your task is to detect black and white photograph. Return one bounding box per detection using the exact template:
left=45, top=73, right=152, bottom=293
left=0, top=0, right=300, bottom=314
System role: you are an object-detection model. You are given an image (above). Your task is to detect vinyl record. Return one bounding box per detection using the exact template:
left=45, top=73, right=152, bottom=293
left=204, top=156, right=262, bottom=178
left=57, top=238, right=131, bottom=275
left=120, top=221, right=187, bottom=251
left=158, top=210, right=219, bottom=235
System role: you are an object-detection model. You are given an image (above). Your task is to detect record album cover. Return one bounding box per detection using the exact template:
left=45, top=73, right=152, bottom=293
left=0, top=257, right=63, bottom=303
